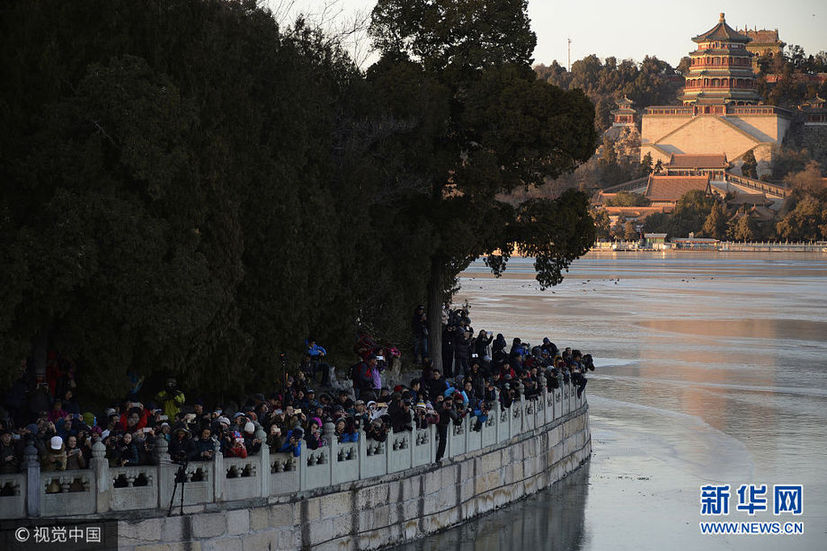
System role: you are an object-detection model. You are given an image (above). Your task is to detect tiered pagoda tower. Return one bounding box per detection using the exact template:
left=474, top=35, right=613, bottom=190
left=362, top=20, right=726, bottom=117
left=611, top=96, right=636, bottom=126
left=680, top=13, right=759, bottom=105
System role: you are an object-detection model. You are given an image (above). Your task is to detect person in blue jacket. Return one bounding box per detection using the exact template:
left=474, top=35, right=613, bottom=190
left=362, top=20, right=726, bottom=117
left=279, top=428, right=303, bottom=457
left=305, top=337, right=331, bottom=385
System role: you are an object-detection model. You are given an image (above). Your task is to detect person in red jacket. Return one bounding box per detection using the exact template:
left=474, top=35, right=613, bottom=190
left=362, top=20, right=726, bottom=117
left=225, top=431, right=247, bottom=458
left=118, top=403, right=150, bottom=433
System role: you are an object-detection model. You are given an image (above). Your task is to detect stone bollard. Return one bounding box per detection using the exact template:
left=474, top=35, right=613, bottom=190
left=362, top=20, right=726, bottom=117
left=90, top=439, right=110, bottom=513
left=155, top=434, right=170, bottom=465
left=409, top=410, right=416, bottom=467
left=357, top=425, right=366, bottom=479
left=493, top=389, right=502, bottom=443
left=256, top=427, right=269, bottom=497
left=155, top=435, right=174, bottom=509
left=24, top=442, right=40, bottom=517
left=213, top=437, right=224, bottom=501
left=517, top=381, right=526, bottom=434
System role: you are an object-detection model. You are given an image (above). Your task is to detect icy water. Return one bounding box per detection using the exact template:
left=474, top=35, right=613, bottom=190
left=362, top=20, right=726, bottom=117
left=396, top=252, right=827, bottom=551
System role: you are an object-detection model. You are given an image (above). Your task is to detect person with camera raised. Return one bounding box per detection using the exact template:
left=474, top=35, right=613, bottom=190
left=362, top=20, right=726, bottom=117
left=192, top=426, right=215, bottom=461
left=155, top=378, right=186, bottom=420
left=41, top=435, right=67, bottom=472
left=168, top=424, right=195, bottom=464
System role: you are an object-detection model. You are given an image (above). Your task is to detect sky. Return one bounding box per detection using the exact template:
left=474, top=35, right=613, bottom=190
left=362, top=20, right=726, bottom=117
left=280, top=0, right=825, bottom=68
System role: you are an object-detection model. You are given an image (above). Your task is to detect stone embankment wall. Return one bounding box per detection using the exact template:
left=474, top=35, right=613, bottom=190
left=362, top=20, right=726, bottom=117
left=117, top=404, right=590, bottom=551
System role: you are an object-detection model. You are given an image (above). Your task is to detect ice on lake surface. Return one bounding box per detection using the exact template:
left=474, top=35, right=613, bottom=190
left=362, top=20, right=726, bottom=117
left=395, top=252, right=827, bottom=551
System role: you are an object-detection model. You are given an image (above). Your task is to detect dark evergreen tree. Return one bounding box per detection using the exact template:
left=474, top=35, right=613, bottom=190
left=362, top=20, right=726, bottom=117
left=369, top=0, right=597, bottom=371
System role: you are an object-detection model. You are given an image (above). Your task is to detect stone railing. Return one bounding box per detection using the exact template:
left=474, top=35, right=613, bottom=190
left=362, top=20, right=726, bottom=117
left=0, top=382, right=587, bottom=520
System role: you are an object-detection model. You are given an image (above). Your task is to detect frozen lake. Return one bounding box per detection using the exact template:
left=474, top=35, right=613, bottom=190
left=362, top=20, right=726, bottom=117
left=395, top=252, right=827, bottom=551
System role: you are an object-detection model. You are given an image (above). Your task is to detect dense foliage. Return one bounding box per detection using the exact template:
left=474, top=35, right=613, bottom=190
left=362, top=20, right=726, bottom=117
left=369, top=0, right=597, bottom=370
left=535, top=55, right=687, bottom=132
left=0, top=0, right=597, bottom=393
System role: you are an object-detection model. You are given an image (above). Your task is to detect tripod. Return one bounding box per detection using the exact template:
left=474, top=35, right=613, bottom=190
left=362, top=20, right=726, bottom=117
left=167, top=456, right=189, bottom=516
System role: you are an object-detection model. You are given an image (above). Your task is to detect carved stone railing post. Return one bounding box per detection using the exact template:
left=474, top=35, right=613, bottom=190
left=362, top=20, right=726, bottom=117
left=493, top=389, right=502, bottom=443
left=517, top=381, right=526, bottom=433
left=409, top=411, right=416, bottom=467
left=323, top=421, right=335, bottom=486
left=385, top=429, right=393, bottom=472
left=90, top=439, right=109, bottom=513
left=298, top=438, right=306, bottom=491
left=256, top=428, right=269, bottom=497
left=213, top=438, right=224, bottom=501
left=155, top=435, right=174, bottom=509
left=23, top=442, right=40, bottom=517
left=155, top=435, right=170, bottom=466
left=538, top=376, right=548, bottom=427
left=428, top=423, right=436, bottom=463
left=357, top=425, right=366, bottom=479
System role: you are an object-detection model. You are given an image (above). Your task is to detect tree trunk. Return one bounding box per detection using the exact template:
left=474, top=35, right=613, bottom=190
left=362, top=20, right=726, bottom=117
left=31, top=328, right=49, bottom=379
left=427, top=257, right=444, bottom=373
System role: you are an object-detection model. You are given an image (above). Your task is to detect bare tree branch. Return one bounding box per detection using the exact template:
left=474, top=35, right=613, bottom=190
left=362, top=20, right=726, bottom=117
left=262, top=0, right=375, bottom=68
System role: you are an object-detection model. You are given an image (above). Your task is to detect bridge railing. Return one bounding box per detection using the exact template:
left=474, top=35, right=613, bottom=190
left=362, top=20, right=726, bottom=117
left=724, top=172, right=787, bottom=198
left=0, top=381, right=587, bottom=520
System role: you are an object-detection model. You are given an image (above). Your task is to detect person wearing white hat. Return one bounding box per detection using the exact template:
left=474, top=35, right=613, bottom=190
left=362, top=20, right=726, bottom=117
left=243, top=422, right=262, bottom=455
left=41, top=435, right=66, bottom=472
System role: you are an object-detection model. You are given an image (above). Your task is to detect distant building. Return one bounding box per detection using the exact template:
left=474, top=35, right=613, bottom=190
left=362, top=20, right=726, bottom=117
left=641, top=14, right=791, bottom=177
left=663, top=153, right=728, bottom=179
left=604, top=96, right=637, bottom=140
left=643, top=174, right=712, bottom=207
left=681, top=13, right=758, bottom=105
left=800, top=96, right=827, bottom=126
left=741, top=28, right=785, bottom=71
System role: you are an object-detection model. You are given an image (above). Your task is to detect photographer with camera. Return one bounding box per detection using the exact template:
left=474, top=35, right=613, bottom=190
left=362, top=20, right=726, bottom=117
left=192, top=426, right=215, bottom=461
left=41, top=435, right=66, bottom=472
left=168, top=424, right=195, bottom=464
left=278, top=428, right=303, bottom=457
left=155, top=378, right=186, bottom=420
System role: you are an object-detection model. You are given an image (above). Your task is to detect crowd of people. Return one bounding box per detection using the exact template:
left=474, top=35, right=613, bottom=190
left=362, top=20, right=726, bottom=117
left=0, top=308, right=594, bottom=484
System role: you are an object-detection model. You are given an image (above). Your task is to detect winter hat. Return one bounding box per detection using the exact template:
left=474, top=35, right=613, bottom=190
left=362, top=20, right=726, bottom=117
left=172, top=422, right=190, bottom=436
left=217, top=416, right=231, bottom=426
left=82, top=412, right=95, bottom=427
left=243, top=422, right=255, bottom=435
left=50, top=436, right=63, bottom=450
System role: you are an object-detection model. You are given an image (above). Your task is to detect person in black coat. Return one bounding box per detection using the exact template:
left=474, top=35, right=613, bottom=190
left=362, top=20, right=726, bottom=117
left=426, top=370, right=448, bottom=402
left=168, top=425, right=195, bottom=464
left=453, top=327, right=472, bottom=376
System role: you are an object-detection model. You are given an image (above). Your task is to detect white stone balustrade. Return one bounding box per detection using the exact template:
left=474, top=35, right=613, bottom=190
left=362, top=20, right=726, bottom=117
left=0, top=385, right=586, bottom=519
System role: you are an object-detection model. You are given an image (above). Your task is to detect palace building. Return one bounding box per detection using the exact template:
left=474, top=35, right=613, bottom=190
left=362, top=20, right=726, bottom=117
left=640, top=13, right=791, bottom=177
left=604, top=96, right=638, bottom=140
left=742, top=28, right=785, bottom=71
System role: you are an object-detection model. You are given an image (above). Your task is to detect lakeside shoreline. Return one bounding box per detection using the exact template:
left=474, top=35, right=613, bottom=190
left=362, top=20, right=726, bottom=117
left=586, top=247, right=827, bottom=255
